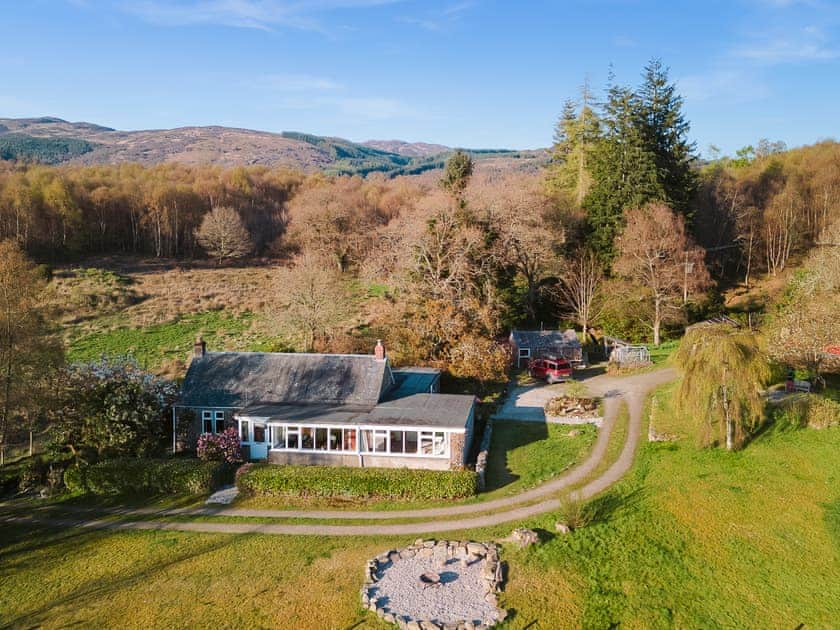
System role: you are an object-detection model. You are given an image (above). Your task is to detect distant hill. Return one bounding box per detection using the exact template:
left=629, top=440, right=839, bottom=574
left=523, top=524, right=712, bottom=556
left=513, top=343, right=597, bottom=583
left=360, top=139, right=450, bottom=157
left=0, top=116, right=548, bottom=176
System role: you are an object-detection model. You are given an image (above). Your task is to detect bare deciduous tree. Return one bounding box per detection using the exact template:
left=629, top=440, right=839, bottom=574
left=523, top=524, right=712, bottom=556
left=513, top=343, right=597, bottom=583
left=554, top=249, right=604, bottom=339
left=614, top=203, right=711, bottom=346
left=275, top=254, right=351, bottom=352
left=195, top=206, right=253, bottom=265
left=0, top=241, right=63, bottom=465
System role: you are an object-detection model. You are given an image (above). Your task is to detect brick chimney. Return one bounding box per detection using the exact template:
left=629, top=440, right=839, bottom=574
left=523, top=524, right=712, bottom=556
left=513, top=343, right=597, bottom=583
left=374, top=339, right=386, bottom=361
left=194, top=336, right=206, bottom=358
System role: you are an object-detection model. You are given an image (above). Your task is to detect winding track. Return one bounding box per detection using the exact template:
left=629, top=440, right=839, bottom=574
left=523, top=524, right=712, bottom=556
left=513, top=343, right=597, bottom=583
left=1, top=368, right=677, bottom=537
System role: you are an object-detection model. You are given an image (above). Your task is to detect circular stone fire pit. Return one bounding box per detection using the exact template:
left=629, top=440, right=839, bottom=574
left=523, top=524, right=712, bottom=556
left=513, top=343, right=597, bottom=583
left=361, top=539, right=506, bottom=629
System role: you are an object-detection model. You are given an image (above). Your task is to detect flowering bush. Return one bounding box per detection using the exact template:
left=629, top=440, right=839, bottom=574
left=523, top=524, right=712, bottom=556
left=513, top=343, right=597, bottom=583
left=197, top=427, right=243, bottom=464
left=49, top=357, right=178, bottom=463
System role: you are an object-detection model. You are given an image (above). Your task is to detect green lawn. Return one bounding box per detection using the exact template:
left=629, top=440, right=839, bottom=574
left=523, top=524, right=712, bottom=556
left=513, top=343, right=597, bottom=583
left=647, top=339, right=679, bottom=365
left=482, top=421, right=597, bottom=497
left=67, top=311, right=286, bottom=372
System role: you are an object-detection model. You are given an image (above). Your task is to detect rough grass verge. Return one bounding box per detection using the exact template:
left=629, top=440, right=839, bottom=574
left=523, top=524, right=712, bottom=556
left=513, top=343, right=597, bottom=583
left=236, top=463, right=478, bottom=501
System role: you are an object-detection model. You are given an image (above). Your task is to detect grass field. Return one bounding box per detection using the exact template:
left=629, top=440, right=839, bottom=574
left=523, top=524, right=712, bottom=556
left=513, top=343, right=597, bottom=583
left=66, top=310, right=284, bottom=374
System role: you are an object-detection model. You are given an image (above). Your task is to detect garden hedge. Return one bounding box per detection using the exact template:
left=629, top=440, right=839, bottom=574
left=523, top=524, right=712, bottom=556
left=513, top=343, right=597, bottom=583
left=236, top=464, right=478, bottom=500
left=64, top=458, right=235, bottom=495
left=773, top=394, right=840, bottom=430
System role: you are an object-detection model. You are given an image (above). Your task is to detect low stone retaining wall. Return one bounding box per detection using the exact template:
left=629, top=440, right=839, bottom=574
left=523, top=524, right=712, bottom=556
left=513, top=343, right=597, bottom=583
left=545, top=414, right=604, bottom=427
left=474, top=421, right=494, bottom=492
left=362, top=539, right=505, bottom=629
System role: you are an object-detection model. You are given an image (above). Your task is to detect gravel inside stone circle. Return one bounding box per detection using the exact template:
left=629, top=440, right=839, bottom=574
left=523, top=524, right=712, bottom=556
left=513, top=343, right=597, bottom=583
left=369, top=554, right=500, bottom=625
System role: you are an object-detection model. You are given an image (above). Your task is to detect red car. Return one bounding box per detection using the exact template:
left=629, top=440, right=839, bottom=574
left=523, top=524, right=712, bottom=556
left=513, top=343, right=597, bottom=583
left=529, top=357, right=573, bottom=383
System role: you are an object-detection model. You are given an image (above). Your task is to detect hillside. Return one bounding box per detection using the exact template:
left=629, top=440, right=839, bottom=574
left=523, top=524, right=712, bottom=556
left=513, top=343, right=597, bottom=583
left=0, top=116, right=548, bottom=176
left=360, top=139, right=450, bottom=157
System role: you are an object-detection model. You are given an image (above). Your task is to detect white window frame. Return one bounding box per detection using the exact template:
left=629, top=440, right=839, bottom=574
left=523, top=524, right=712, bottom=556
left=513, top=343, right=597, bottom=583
left=214, top=410, right=225, bottom=434
left=243, top=422, right=452, bottom=459
left=202, top=410, right=213, bottom=434
left=519, top=347, right=531, bottom=358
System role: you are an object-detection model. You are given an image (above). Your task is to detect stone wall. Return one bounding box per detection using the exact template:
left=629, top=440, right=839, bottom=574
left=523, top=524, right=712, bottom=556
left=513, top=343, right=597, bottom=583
left=267, top=450, right=451, bottom=470
left=449, top=432, right=466, bottom=469
left=362, top=539, right=506, bottom=629
left=474, top=420, right=494, bottom=491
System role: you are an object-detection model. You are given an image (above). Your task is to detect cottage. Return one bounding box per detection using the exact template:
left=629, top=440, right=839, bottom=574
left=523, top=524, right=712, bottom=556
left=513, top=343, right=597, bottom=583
left=175, top=339, right=476, bottom=471
left=509, top=329, right=584, bottom=369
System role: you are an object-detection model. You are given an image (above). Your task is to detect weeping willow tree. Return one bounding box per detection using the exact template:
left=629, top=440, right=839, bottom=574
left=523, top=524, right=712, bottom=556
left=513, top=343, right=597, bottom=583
left=674, top=325, right=771, bottom=450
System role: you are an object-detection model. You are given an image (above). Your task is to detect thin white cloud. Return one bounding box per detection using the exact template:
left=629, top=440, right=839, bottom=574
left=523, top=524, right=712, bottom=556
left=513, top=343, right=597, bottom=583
left=260, top=73, right=343, bottom=91
left=734, top=25, right=839, bottom=62
left=269, top=93, right=427, bottom=121
left=121, top=0, right=402, bottom=31
left=678, top=69, right=771, bottom=104
left=397, top=1, right=474, bottom=32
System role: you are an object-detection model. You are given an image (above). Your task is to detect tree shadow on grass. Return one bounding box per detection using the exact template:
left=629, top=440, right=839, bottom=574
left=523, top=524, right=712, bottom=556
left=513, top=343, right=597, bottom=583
left=585, top=487, right=646, bottom=526
left=1, top=524, right=252, bottom=629
left=481, top=421, right=549, bottom=493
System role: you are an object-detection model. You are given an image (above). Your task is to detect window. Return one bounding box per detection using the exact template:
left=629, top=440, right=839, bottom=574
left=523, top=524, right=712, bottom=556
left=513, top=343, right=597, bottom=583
left=253, top=424, right=266, bottom=443
left=404, top=431, right=419, bottom=454
left=272, top=425, right=287, bottom=449
left=202, top=410, right=226, bottom=433
left=315, top=427, right=328, bottom=450
left=287, top=426, right=300, bottom=449
left=343, top=428, right=357, bottom=451
left=301, top=427, right=314, bottom=450
left=519, top=347, right=530, bottom=358
left=390, top=430, right=405, bottom=453
left=420, top=431, right=447, bottom=456
left=329, top=428, right=343, bottom=451
left=240, top=420, right=250, bottom=442
left=375, top=430, right=388, bottom=453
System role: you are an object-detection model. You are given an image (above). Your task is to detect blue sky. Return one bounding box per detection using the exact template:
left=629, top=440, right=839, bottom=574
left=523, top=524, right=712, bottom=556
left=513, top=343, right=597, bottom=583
left=1, top=0, right=839, bottom=155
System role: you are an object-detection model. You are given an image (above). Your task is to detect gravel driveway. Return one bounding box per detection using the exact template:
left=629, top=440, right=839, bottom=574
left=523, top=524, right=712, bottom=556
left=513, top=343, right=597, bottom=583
left=493, top=367, right=643, bottom=422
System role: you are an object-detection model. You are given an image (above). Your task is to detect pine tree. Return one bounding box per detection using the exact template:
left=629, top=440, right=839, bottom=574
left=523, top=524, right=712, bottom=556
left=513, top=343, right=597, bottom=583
left=440, top=150, right=474, bottom=208
left=547, top=81, right=601, bottom=206
left=637, top=59, right=697, bottom=217
left=584, top=82, right=662, bottom=260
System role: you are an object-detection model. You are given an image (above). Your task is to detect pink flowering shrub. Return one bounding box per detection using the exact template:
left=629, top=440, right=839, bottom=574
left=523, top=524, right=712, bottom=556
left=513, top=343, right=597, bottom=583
left=197, top=427, right=243, bottom=464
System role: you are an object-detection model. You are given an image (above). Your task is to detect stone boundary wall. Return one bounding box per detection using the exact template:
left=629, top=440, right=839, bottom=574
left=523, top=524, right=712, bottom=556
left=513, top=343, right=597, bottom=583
left=361, top=539, right=506, bottom=629
left=474, top=421, right=494, bottom=492
left=544, top=414, right=604, bottom=427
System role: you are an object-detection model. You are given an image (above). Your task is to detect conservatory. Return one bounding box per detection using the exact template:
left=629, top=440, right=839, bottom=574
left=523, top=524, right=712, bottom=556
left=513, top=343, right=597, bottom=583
left=235, top=394, right=473, bottom=471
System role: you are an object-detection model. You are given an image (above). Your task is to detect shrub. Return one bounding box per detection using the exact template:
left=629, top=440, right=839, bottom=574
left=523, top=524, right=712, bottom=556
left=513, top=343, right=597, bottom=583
left=773, top=395, right=840, bottom=430
left=64, top=458, right=235, bottom=495
left=197, top=428, right=243, bottom=464
left=557, top=492, right=593, bottom=530
left=237, top=464, right=478, bottom=501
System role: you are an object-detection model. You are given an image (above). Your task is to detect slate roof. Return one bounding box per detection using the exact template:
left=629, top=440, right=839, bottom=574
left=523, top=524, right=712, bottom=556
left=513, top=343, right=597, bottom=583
left=178, top=352, right=392, bottom=408
left=361, top=394, right=475, bottom=429
left=386, top=367, right=441, bottom=401
left=510, top=329, right=581, bottom=349
left=237, top=393, right=474, bottom=430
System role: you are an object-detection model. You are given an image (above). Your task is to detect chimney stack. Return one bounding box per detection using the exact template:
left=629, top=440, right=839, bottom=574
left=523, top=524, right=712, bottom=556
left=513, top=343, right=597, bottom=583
left=374, top=339, right=386, bottom=361
left=194, top=336, right=206, bottom=358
